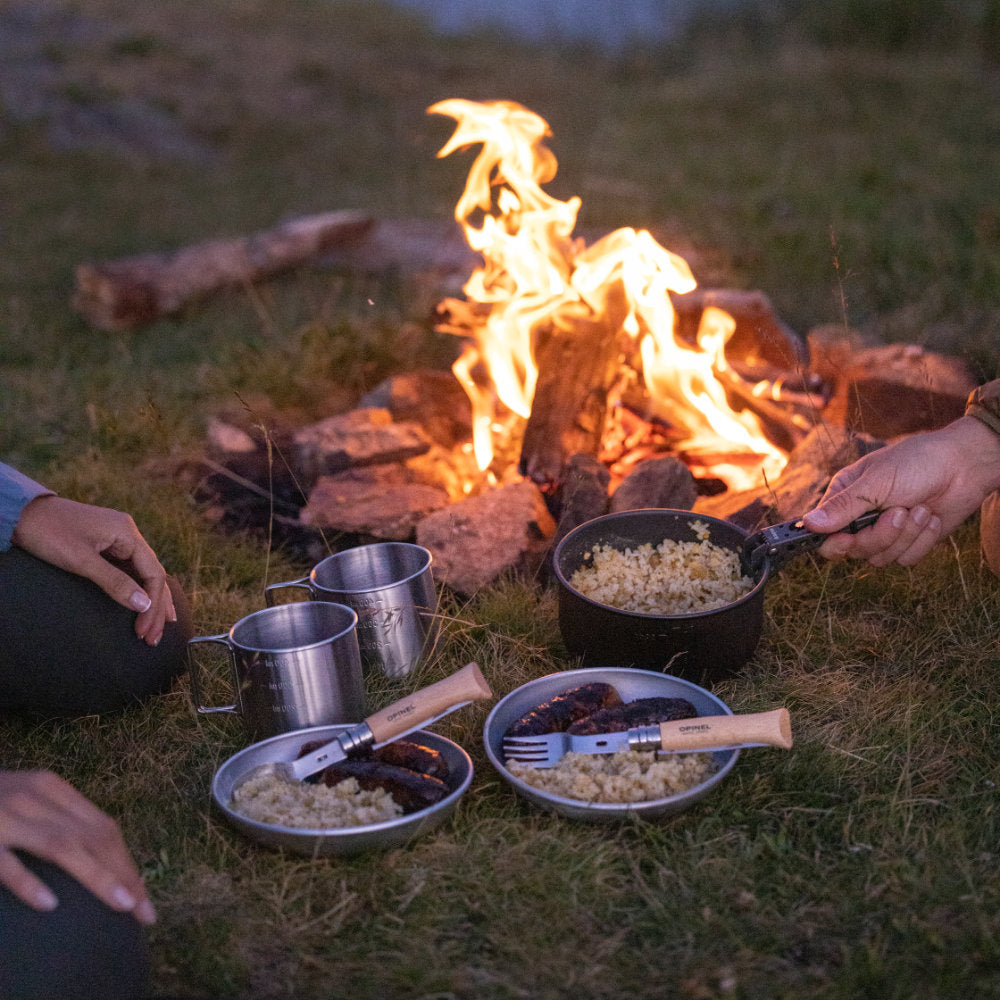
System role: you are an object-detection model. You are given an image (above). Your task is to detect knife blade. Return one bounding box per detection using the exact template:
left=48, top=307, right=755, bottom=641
left=244, top=662, right=492, bottom=786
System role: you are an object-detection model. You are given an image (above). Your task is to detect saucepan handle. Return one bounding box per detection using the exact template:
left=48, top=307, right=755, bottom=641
left=742, top=509, right=882, bottom=576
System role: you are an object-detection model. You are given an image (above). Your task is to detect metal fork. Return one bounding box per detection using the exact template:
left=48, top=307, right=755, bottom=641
left=502, top=708, right=792, bottom=768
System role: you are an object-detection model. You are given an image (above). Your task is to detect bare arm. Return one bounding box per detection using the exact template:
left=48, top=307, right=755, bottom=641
left=11, top=496, right=176, bottom=645
left=0, top=770, right=155, bottom=924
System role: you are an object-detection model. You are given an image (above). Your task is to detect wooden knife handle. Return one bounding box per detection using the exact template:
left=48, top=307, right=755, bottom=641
left=365, top=662, right=492, bottom=744
left=658, top=708, right=792, bottom=751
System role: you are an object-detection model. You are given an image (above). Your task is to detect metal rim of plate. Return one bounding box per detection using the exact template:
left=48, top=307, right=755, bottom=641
left=482, top=667, right=740, bottom=823
left=212, top=724, right=473, bottom=856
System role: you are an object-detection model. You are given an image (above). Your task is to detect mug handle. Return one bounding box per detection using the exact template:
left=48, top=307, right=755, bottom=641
left=187, top=633, right=238, bottom=716
left=264, top=578, right=312, bottom=607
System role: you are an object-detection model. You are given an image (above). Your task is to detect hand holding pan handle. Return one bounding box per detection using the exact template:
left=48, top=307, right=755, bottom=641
left=741, top=510, right=882, bottom=577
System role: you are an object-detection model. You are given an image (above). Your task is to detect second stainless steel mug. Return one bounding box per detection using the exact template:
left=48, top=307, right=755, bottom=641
left=265, top=542, right=439, bottom=678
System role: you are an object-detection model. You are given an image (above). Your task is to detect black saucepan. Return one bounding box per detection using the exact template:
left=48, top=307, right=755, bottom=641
left=552, top=507, right=878, bottom=687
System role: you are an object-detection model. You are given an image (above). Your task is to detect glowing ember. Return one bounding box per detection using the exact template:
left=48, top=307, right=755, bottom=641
left=429, top=98, right=787, bottom=492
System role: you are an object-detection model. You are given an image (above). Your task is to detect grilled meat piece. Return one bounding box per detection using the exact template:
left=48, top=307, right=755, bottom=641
left=372, top=739, right=450, bottom=782
left=317, top=759, right=450, bottom=813
left=566, top=696, right=697, bottom=735
left=295, top=737, right=452, bottom=813
left=504, top=682, right=624, bottom=737
left=296, top=737, right=449, bottom=782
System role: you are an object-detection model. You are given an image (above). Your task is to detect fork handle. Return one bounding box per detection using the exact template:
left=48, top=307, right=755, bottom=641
left=648, top=708, right=792, bottom=752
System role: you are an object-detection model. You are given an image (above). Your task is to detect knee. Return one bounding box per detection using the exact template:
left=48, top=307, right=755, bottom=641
left=0, top=852, right=150, bottom=1000
left=83, top=572, right=195, bottom=713
left=0, top=550, right=194, bottom=716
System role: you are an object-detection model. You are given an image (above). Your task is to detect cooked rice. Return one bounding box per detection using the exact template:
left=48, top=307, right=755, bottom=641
left=568, top=519, right=753, bottom=615
left=508, top=749, right=714, bottom=804
left=231, top=772, right=402, bottom=829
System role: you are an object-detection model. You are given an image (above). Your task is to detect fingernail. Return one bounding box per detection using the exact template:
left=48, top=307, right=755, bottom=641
left=112, top=886, right=137, bottom=910
left=34, top=886, right=59, bottom=911
left=913, top=506, right=930, bottom=527
left=807, top=509, right=830, bottom=528
left=892, top=509, right=906, bottom=529
left=135, top=899, right=158, bottom=925
left=130, top=591, right=152, bottom=613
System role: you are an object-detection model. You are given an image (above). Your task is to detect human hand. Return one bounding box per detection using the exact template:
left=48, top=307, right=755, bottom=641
left=11, top=495, right=176, bottom=645
left=802, top=417, right=1000, bottom=566
left=0, top=770, right=156, bottom=924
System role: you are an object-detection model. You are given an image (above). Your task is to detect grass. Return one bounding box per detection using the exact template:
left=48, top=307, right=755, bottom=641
left=2, top=1, right=1000, bottom=997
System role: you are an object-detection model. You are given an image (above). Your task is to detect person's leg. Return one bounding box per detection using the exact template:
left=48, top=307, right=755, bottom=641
left=0, top=548, right=193, bottom=715
left=0, top=851, right=151, bottom=1000
left=980, top=490, right=1000, bottom=576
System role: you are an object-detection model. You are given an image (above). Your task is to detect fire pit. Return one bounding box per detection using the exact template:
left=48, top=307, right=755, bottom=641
left=172, top=98, right=977, bottom=600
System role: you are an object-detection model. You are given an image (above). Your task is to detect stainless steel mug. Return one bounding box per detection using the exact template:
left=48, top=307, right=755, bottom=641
left=265, top=542, right=439, bottom=678
left=188, top=601, right=365, bottom=740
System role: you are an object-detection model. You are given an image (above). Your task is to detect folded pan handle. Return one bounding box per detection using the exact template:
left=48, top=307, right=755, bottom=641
left=741, top=509, right=882, bottom=577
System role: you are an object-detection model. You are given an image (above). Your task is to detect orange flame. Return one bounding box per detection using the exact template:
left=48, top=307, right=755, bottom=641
left=429, top=98, right=787, bottom=491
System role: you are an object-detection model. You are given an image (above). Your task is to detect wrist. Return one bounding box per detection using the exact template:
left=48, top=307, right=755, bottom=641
left=945, top=415, right=1000, bottom=501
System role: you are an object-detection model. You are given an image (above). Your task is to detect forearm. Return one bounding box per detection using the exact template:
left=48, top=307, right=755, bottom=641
left=942, top=412, right=1000, bottom=525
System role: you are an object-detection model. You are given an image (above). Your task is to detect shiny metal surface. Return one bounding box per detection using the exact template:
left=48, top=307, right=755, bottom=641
left=188, top=602, right=364, bottom=741
left=266, top=542, right=439, bottom=678
left=213, top=725, right=473, bottom=856
left=483, top=668, right=738, bottom=823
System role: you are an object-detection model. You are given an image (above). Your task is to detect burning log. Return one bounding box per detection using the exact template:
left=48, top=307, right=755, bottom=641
left=73, top=210, right=375, bottom=331
left=519, top=311, right=625, bottom=494
left=711, top=364, right=822, bottom=452
left=609, top=455, right=697, bottom=513
left=551, top=453, right=611, bottom=548
left=693, top=423, right=887, bottom=528
left=670, top=288, right=808, bottom=373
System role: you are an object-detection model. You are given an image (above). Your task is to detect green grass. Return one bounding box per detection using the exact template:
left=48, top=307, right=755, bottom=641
left=2, top=1, right=1000, bottom=997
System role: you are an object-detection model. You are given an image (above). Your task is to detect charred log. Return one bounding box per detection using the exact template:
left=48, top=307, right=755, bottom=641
left=518, top=311, right=624, bottom=495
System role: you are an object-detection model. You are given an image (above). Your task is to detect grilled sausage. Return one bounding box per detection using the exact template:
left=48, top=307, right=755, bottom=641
left=372, top=739, right=450, bottom=782
left=295, top=737, right=452, bottom=809
left=317, top=759, right=450, bottom=813
left=296, top=737, right=449, bottom=782
left=504, top=682, right=624, bottom=737
left=566, top=696, right=697, bottom=735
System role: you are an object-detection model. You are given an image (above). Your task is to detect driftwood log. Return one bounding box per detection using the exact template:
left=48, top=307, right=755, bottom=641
left=73, top=210, right=375, bottom=331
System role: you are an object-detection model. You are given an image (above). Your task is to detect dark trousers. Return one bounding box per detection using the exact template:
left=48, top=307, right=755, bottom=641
left=0, top=549, right=194, bottom=998
left=0, top=852, right=151, bottom=1000
left=0, top=547, right=192, bottom=715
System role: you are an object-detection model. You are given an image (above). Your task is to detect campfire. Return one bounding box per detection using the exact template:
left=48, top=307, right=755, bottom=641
left=81, top=99, right=977, bottom=596
left=428, top=98, right=789, bottom=498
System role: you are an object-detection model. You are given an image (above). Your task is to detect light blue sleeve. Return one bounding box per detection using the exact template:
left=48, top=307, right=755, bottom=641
left=0, top=461, right=55, bottom=551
